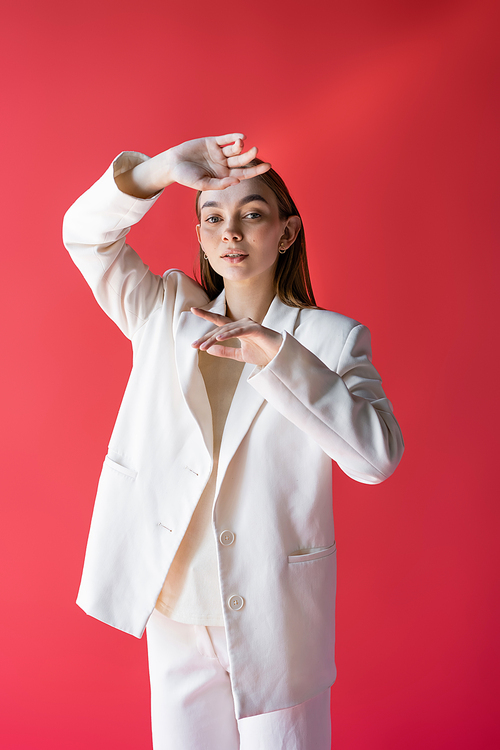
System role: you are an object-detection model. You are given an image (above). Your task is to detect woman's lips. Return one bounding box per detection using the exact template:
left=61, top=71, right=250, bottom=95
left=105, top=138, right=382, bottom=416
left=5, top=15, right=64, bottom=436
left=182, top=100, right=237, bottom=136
left=221, top=252, right=248, bottom=263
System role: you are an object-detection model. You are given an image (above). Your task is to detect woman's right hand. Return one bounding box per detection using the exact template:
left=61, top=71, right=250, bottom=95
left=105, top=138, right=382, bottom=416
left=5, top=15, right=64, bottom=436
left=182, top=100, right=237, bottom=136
left=115, top=134, right=271, bottom=199
left=166, top=134, right=271, bottom=190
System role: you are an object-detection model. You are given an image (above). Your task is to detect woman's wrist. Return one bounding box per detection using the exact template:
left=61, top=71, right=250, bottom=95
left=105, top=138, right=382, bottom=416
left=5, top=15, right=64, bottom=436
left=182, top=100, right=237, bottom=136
left=115, top=149, right=175, bottom=199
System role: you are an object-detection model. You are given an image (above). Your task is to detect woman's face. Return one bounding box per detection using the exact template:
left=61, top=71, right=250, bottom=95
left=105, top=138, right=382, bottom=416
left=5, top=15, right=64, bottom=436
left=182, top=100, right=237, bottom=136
left=196, top=178, right=291, bottom=289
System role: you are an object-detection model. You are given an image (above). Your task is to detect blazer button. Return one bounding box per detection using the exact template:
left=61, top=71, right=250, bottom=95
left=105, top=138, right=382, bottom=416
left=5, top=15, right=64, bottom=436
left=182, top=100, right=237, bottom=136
left=219, top=530, right=235, bottom=546
left=228, top=595, right=244, bottom=611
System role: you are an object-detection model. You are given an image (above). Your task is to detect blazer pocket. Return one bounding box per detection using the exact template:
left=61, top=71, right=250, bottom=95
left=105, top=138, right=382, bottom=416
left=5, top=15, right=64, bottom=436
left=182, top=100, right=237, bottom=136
left=104, top=455, right=138, bottom=480
left=288, top=541, right=336, bottom=564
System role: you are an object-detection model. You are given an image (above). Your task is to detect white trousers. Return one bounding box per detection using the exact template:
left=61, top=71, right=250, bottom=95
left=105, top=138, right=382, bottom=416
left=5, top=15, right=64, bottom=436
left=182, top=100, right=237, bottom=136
left=146, top=608, right=332, bottom=750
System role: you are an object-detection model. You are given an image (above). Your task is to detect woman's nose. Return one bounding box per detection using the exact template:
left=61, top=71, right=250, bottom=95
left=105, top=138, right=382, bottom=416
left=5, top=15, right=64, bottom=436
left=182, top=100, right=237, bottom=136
left=222, top=219, right=242, bottom=242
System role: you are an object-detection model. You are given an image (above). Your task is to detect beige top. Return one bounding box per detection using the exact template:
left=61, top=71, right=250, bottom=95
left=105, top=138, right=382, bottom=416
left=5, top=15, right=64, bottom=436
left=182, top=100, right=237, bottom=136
left=155, top=346, right=244, bottom=625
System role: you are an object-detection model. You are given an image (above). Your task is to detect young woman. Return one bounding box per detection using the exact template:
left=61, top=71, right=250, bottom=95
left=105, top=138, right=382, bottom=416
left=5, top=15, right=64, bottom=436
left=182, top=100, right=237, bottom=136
left=63, top=133, right=404, bottom=750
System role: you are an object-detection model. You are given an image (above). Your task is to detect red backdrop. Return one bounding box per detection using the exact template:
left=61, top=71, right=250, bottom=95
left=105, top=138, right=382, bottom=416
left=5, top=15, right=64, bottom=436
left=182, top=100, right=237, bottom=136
left=1, top=0, right=499, bottom=747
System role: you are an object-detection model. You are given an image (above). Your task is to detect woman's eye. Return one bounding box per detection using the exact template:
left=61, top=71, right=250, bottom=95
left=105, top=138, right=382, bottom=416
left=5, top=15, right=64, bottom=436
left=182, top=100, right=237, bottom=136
left=245, top=212, right=261, bottom=219
left=206, top=216, right=221, bottom=224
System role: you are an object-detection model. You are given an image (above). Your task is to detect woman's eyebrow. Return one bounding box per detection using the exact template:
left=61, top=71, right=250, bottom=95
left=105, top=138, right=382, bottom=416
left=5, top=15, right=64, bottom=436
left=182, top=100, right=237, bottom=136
left=238, top=194, right=269, bottom=207
left=200, top=194, right=269, bottom=211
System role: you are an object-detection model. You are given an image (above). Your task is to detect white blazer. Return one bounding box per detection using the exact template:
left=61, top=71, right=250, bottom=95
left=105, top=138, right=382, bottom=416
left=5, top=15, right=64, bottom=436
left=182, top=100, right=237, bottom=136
left=63, top=152, right=404, bottom=719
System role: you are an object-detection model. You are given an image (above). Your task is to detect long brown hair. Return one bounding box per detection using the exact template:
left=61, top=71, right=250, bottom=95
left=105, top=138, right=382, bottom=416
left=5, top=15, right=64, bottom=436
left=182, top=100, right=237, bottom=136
left=195, top=158, right=316, bottom=308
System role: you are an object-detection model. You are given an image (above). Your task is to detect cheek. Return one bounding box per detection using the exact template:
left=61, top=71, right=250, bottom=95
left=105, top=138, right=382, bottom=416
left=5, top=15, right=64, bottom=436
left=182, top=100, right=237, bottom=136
left=199, top=227, right=217, bottom=248
left=256, top=227, right=280, bottom=254
left=252, top=225, right=275, bottom=246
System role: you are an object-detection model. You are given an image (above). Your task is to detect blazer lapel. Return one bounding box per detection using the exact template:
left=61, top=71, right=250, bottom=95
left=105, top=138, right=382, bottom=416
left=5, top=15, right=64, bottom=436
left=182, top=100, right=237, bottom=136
left=174, top=290, right=227, bottom=458
left=215, top=297, right=301, bottom=497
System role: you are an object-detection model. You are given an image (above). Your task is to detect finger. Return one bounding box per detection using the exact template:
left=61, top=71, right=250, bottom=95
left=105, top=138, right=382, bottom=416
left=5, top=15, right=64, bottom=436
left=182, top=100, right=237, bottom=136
left=215, top=133, right=246, bottom=147
left=214, top=325, right=256, bottom=341
left=205, top=344, right=246, bottom=361
left=226, top=146, right=258, bottom=168
left=196, top=175, right=240, bottom=191
left=196, top=325, right=240, bottom=349
left=228, top=162, right=272, bottom=180
left=197, top=334, right=222, bottom=350
left=191, top=307, right=231, bottom=326
left=221, top=139, right=243, bottom=158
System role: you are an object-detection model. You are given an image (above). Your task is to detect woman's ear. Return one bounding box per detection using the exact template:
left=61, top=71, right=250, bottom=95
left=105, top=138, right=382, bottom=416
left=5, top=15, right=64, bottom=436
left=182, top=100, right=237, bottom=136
left=282, top=216, right=301, bottom=248
left=195, top=224, right=201, bottom=244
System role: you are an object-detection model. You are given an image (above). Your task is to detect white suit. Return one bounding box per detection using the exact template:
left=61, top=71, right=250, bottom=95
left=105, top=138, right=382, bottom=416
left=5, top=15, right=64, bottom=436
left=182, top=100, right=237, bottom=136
left=62, top=152, right=404, bottom=720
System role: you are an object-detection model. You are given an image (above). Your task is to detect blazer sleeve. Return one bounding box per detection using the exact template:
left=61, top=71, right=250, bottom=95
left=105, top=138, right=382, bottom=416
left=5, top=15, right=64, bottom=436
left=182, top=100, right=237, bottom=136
left=62, top=152, right=165, bottom=339
left=248, top=325, right=404, bottom=484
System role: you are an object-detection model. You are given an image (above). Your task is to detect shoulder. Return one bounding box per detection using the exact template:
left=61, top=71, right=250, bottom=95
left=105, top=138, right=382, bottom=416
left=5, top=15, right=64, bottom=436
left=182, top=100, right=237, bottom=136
left=162, top=269, right=209, bottom=310
left=293, top=306, right=366, bottom=366
left=296, top=306, right=362, bottom=338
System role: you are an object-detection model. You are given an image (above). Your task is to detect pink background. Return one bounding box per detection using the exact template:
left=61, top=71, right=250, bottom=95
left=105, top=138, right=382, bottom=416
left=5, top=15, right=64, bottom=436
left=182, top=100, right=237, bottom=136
left=1, top=0, right=499, bottom=747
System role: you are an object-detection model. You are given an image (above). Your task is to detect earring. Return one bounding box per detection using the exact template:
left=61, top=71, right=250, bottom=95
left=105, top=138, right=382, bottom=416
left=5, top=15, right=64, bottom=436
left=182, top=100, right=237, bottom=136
left=204, top=253, right=208, bottom=260
left=278, top=242, right=287, bottom=254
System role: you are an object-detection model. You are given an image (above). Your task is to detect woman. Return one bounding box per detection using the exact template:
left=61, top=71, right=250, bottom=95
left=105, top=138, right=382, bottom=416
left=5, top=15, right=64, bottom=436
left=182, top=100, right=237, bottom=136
left=63, top=133, right=404, bottom=750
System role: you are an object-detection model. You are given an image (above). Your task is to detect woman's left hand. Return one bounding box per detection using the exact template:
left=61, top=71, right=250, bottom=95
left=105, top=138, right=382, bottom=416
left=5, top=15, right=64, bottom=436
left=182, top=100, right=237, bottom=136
left=190, top=308, right=282, bottom=367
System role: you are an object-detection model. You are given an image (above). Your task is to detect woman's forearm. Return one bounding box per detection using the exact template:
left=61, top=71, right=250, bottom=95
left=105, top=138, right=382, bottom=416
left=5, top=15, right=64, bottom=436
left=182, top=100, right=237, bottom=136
left=115, top=149, right=175, bottom=198
left=114, top=135, right=270, bottom=198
